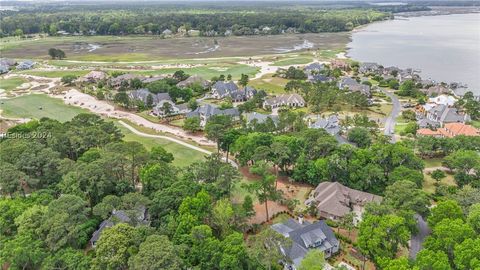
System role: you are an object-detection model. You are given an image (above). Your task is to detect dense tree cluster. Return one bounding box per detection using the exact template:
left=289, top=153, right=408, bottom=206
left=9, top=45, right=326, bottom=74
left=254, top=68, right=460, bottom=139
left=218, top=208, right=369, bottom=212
left=0, top=114, right=282, bottom=269
left=0, top=7, right=388, bottom=37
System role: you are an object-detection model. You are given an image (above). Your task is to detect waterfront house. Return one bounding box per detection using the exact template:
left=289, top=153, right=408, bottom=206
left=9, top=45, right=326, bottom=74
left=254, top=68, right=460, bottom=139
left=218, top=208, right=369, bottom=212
left=263, top=94, right=305, bottom=109
left=359, top=62, right=382, bottom=74
left=426, top=104, right=469, bottom=125
left=271, top=218, right=340, bottom=269
left=338, top=77, right=371, bottom=97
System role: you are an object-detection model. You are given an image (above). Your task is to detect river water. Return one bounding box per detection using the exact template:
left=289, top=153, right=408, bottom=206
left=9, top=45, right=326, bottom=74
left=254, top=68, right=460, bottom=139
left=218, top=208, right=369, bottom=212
left=347, top=13, right=480, bottom=95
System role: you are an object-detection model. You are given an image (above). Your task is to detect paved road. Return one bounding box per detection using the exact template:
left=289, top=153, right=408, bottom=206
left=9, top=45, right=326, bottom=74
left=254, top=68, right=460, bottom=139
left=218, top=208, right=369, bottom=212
left=409, top=214, right=431, bottom=259
left=381, top=88, right=401, bottom=142
left=119, top=121, right=238, bottom=168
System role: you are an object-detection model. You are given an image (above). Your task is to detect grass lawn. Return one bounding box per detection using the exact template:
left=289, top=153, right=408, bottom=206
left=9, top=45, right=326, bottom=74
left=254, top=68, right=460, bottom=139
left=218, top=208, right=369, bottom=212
left=249, top=74, right=288, bottom=94
left=115, top=122, right=206, bottom=167
left=169, top=118, right=184, bottom=127
left=470, top=120, right=480, bottom=128
left=423, top=172, right=456, bottom=194
left=272, top=56, right=312, bottom=66
left=131, top=64, right=259, bottom=80
left=423, top=158, right=444, bottom=168
left=16, top=70, right=89, bottom=78
left=232, top=177, right=256, bottom=204
left=69, top=53, right=151, bottom=62
left=0, top=94, right=88, bottom=121
left=0, top=77, right=28, bottom=92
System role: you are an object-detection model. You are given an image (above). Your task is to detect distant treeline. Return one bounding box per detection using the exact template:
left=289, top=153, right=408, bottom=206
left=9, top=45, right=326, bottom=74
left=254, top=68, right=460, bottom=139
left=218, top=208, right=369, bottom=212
left=0, top=7, right=391, bottom=37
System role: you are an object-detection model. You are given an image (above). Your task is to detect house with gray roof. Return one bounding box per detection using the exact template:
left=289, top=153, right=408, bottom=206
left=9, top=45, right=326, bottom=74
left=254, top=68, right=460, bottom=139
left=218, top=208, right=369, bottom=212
left=263, top=94, right=305, bottom=109
left=77, top=70, right=108, bottom=83
left=90, top=206, right=148, bottom=248
left=304, top=62, right=325, bottom=74
left=128, top=89, right=172, bottom=106
left=309, top=115, right=340, bottom=136
left=211, top=81, right=239, bottom=99
left=245, top=112, right=279, bottom=127
left=305, top=182, right=382, bottom=223
left=426, top=104, right=470, bottom=125
left=186, top=104, right=240, bottom=127
left=16, top=60, right=35, bottom=70
left=142, top=75, right=166, bottom=84
left=359, top=62, right=382, bottom=74
left=176, top=75, right=210, bottom=89
left=153, top=100, right=190, bottom=117
left=0, top=64, right=8, bottom=74
left=0, top=58, right=16, bottom=73
left=109, top=73, right=140, bottom=88
left=421, top=85, right=451, bottom=96
left=338, top=77, right=371, bottom=97
left=308, top=74, right=334, bottom=83
left=230, top=86, right=258, bottom=102
left=271, top=218, right=340, bottom=269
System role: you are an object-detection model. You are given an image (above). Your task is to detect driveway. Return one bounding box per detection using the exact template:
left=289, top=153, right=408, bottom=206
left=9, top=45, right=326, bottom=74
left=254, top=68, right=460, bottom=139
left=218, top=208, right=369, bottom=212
left=381, top=88, right=401, bottom=142
left=409, top=214, right=431, bottom=259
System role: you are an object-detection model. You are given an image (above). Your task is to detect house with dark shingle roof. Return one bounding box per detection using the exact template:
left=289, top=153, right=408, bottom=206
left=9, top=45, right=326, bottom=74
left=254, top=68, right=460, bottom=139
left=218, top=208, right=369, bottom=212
left=304, top=62, right=325, bottom=74
left=338, top=77, right=371, bottom=97
left=308, top=74, right=334, bottom=83
left=128, top=89, right=171, bottom=106
left=230, top=86, right=257, bottom=102
left=90, top=206, right=148, bottom=248
left=245, top=112, right=279, bottom=127
left=271, top=218, right=340, bottom=269
left=211, top=81, right=238, bottom=99
left=426, top=104, right=470, bottom=124
left=16, top=60, right=35, bottom=70
left=186, top=104, right=240, bottom=127
left=305, top=182, right=382, bottom=223
left=263, top=94, right=305, bottom=109
left=359, top=62, right=382, bottom=74
left=153, top=100, right=190, bottom=117
left=176, top=75, right=210, bottom=89
left=109, top=74, right=140, bottom=88
left=309, top=115, right=340, bottom=136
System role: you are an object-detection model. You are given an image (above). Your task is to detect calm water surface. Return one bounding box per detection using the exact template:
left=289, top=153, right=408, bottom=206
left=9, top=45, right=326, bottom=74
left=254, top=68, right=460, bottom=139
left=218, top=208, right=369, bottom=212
left=348, top=13, right=480, bottom=95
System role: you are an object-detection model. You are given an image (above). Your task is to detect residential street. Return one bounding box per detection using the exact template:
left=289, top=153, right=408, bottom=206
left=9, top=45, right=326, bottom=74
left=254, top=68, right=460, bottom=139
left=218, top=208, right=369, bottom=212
left=409, top=214, right=431, bottom=259
left=381, top=88, right=401, bottom=142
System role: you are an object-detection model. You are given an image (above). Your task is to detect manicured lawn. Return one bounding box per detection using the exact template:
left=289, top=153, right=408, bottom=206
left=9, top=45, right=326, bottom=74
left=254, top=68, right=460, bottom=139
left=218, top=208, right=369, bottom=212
left=423, top=158, right=444, bottom=168
left=0, top=94, right=88, bottom=121
left=69, top=53, right=151, bottom=62
left=169, top=118, right=184, bottom=127
left=0, top=77, right=28, bottom=92
left=272, top=56, right=312, bottom=66
left=249, top=74, right=288, bottom=94
left=16, top=70, right=89, bottom=78
left=423, top=172, right=456, bottom=194
left=114, top=122, right=206, bottom=167
left=132, top=64, right=259, bottom=80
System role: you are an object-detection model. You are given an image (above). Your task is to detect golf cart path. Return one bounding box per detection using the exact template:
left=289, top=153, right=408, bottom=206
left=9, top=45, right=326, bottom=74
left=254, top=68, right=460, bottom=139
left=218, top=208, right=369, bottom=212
left=118, top=120, right=211, bottom=155
left=119, top=120, right=238, bottom=168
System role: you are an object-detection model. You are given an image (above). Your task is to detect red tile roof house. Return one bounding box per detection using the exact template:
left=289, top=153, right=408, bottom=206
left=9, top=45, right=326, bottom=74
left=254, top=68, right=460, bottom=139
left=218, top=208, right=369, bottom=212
left=417, top=123, right=480, bottom=138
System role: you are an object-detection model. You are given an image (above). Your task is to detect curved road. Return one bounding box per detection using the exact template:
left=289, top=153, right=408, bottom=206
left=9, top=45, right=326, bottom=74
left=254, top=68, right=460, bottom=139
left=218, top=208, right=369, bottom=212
left=119, top=121, right=238, bottom=168
left=381, top=88, right=401, bottom=142
left=409, top=214, right=431, bottom=259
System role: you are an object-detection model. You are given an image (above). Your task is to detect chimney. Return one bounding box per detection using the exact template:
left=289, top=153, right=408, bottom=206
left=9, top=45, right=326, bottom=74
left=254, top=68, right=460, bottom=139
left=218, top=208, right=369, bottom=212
left=298, top=215, right=304, bottom=225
